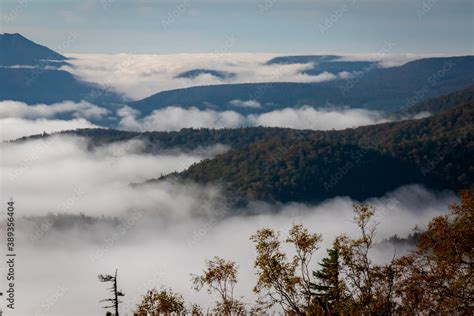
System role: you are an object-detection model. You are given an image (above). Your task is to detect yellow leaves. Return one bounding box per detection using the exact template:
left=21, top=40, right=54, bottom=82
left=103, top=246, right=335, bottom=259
left=133, top=191, right=473, bottom=314
left=352, top=203, right=376, bottom=228
left=191, top=256, right=238, bottom=294
left=191, top=257, right=245, bottom=315
left=287, top=224, right=322, bottom=254
left=250, top=224, right=322, bottom=313
left=135, top=288, right=186, bottom=315
left=394, top=189, right=474, bottom=314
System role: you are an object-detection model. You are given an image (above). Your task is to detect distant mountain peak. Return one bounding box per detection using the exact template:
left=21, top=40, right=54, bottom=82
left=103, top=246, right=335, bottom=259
left=0, top=33, right=67, bottom=66
left=1, top=32, right=25, bottom=37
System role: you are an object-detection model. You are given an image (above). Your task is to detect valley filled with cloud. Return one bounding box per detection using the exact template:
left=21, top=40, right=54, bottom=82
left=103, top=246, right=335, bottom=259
left=1, top=99, right=414, bottom=141
left=0, top=13, right=472, bottom=313
left=0, top=134, right=456, bottom=315
left=62, top=53, right=424, bottom=100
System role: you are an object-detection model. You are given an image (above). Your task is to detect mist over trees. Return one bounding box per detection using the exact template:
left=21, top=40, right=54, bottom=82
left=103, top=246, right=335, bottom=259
left=109, top=190, right=473, bottom=315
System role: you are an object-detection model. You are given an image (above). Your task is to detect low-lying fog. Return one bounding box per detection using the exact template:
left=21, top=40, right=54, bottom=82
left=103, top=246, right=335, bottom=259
left=0, top=136, right=456, bottom=315
left=0, top=100, right=431, bottom=142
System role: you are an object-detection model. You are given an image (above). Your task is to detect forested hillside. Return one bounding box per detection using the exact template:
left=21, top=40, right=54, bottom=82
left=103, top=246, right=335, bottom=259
left=161, top=101, right=474, bottom=202
left=18, top=89, right=474, bottom=203
left=400, top=84, right=473, bottom=116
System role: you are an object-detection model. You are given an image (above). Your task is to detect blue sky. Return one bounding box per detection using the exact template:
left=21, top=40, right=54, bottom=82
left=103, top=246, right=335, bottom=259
left=1, top=0, right=473, bottom=54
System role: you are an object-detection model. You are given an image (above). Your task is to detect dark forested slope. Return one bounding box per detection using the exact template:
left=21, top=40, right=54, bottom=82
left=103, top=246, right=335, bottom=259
left=399, top=85, right=473, bottom=116
left=161, top=101, right=474, bottom=202
left=19, top=89, right=474, bottom=203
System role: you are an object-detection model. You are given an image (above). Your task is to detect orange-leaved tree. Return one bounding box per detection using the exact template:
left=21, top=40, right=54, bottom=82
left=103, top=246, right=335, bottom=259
left=395, top=189, right=474, bottom=314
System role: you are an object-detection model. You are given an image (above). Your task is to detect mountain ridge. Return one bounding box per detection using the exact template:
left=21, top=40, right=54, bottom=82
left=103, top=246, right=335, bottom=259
left=0, top=33, right=67, bottom=66
left=130, top=56, right=474, bottom=115
left=0, top=33, right=126, bottom=106
left=154, top=99, right=474, bottom=203
left=15, top=88, right=473, bottom=204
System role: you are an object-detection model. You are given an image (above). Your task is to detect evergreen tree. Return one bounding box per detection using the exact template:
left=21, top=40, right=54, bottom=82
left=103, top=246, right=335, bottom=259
left=311, top=246, right=342, bottom=313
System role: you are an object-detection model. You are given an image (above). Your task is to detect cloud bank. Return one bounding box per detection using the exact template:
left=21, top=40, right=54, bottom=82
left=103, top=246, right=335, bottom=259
left=62, top=53, right=428, bottom=100
left=0, top=100, right=419, bottom=142
left=118, top=105, right=390, bottom=131
left=0, top=100, right=110, bottom=141
left=0, top=133, right=457, bottom=315
left=0, top=117, right=98, bottom=141
left=0, top=100, right=109, bottom=120
left=1, top=136, right=221, bottom=216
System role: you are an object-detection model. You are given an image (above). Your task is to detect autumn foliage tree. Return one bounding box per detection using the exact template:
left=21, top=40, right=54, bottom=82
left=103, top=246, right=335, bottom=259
left=250, top=224, right=322, bottom=314
left=191, top=256, right=245, bottom=315
left=134, top=288, right=186, bottom=315
left=335, top=204, right=398, bottom=314
left=129, top=190, right=473, bottom=315
left=394, top=189, right=474, bottom=314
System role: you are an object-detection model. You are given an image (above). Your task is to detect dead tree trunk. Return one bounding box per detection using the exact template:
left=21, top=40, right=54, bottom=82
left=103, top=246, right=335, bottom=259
left=98, top=269, right=125, bottom=316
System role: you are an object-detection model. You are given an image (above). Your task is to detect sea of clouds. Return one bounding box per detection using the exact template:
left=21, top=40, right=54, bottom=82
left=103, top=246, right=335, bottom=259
left=0, top=136, right=455, bottom=315
left=0, top=53, right=435, bottom=141
left=62, top=53, right=424, bottom=100
left=0, top=52, right=447, bottom=315
left=0, top=133, right=457, bottom=315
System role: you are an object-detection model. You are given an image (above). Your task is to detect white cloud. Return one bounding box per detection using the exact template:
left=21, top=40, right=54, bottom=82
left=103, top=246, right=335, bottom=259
left=63, top=53, right=377, bottom=100
left=0, top=132, right=457, bottom=315
left=229, top=99, right=262, bottom=108
left=0, top=100, right=109, bottom=120
left=61, top=52, right=442, bottom=101
left=0, top=100, right=111, bottom=141
left=0, top=135, right=222, bottom=216
left=250, top=106, right=389, bottom=130
left=118, top=105, right=390, bottom=131
left=0, top=65, right=38, bottom=69
left=118, top=106, right=246, bottom=131
left=0, top=117, right=98, bottom=141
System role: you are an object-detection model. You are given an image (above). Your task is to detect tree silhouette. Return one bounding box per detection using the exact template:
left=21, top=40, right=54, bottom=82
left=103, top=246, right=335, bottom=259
left=311, top=245, right=344, bottom=313
left=98, top=269, right=125, bottom=316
